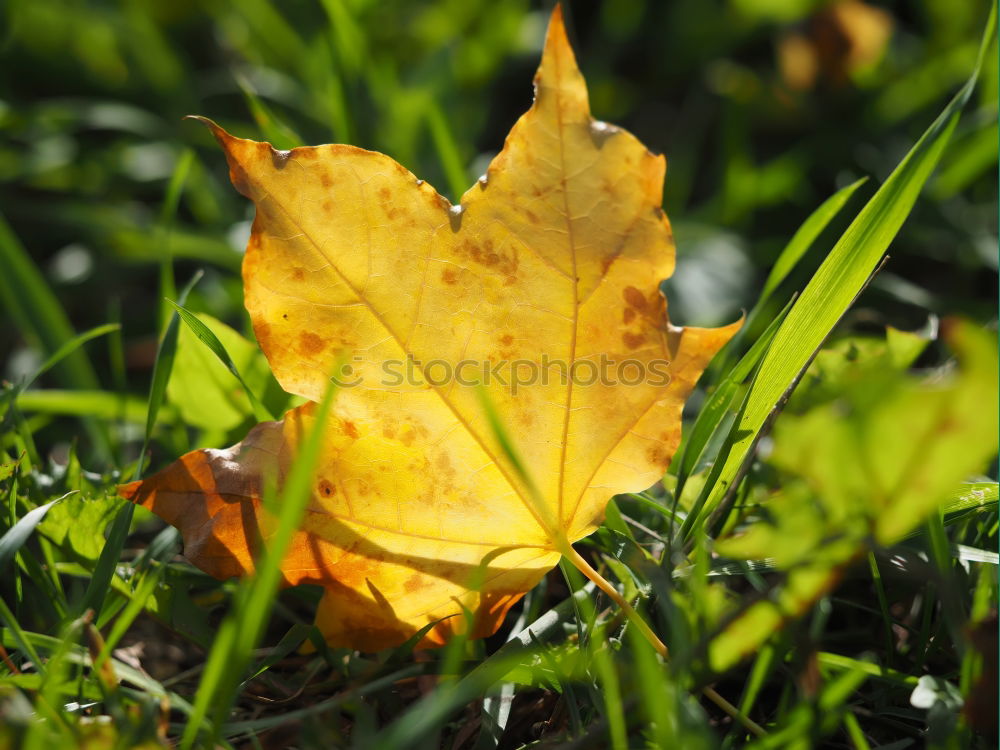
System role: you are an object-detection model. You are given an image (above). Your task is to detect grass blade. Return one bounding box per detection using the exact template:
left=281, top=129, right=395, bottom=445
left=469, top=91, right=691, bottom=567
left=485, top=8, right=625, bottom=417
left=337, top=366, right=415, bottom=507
left=0, top=212, right=100, bottom=392
left=180, top=377, right=339, bottom=749
left=759, top=177, right=868, bottom=303
left=426, top=99, right=469, bottom=202
left=156, top=148, right=194, bottom=328
left=674, top=296, right=793, bottom=494
left=74, top=271, right=202, bottom=620
left=14, top=390, right=155, bottom=423
left=0, top=213, right=111, bottom=458
left=15, top=323, right=121, bottom=395
left=167, top=300, right=275, bottom=422
left=0, top=494, right=72, bottom=574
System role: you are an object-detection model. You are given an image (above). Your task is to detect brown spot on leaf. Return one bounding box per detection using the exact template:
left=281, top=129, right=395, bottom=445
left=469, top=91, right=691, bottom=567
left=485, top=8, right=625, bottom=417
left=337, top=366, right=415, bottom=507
left=320, top=173, right=332, bottom=188
left=646, top=442, right=670, bottom=468
left=318, top=479, right=335, bottom=497
left=623, top=286, right=647, bottom=311
left=623, top=308, right=636, bottom=324
left=441, top=267, right=459, bottom=285
left=343, top=420, right=360, bottom=439
left=622, top=332, right=645, bottom=350
left=457, top=238, right=518, bottom=277
left=323, top=199, right=333, bottom=212
left=292, top=267, right=306, bottom=281
left=500, top=334, right=514, bottom=346
left=299, top=331, right=326, bottom=356
left=403, top=574, right=426, bottom=593
left=435, top=452, right=455, bottom=478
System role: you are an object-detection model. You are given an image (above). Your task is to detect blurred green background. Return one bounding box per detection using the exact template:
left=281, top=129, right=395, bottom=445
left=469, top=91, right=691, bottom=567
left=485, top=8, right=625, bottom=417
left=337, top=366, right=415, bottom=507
left=1, top=0, right=996, bottom=464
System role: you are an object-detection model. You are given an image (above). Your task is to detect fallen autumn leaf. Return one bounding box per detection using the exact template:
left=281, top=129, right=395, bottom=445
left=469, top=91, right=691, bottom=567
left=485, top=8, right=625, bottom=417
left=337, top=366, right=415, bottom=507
left=120, top=5, right=738, bottom=651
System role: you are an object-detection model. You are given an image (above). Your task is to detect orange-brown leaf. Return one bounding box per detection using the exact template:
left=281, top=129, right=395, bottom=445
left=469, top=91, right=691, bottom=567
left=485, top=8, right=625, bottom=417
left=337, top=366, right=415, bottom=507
left=120, top=6, right=738, bottom=650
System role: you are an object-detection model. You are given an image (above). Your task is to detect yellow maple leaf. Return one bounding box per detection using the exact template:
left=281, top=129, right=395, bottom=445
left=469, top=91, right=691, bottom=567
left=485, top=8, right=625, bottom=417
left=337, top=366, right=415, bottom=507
left=120, top=6, right=738, bottom=651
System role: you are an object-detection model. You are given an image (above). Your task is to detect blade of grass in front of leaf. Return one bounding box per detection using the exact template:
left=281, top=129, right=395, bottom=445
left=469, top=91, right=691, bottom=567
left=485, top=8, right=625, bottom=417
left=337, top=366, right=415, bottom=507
left=167, top=300, right=274, bottom=422
left=474, top=384, right=551, bottom=530
left=180, top=377, right=339, bottom=749
left=74, top=271, right=202, bottom=619
left=686, top=3, right=996, bottom=538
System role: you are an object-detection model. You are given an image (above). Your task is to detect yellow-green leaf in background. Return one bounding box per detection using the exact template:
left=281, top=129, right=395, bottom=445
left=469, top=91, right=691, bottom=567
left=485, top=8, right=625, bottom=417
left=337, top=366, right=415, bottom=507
left=710, top=319, right=999, bottom=672
left=167, top=312, right=286, bottom=432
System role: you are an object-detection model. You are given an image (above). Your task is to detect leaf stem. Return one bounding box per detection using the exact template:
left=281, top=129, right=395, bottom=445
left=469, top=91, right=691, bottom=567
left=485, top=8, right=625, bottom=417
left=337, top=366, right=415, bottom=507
left=560, top=541, right=766, bottom=738
left=561, top=542, right=667, bottom=657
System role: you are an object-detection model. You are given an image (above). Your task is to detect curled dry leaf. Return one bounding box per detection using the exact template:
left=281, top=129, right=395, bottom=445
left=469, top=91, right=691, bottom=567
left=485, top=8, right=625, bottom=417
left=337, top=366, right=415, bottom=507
left=120, top=6, right=738, bottom=651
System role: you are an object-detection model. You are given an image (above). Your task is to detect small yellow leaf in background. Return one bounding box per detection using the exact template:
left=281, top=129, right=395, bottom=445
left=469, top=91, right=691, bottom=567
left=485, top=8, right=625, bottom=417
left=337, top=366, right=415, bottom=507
left=120, top=6, right=737, bottom=651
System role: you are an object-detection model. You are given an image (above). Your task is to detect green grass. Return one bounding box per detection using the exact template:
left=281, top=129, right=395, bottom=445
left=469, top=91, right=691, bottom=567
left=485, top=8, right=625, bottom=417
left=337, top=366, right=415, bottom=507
left=1, top=1, right=998, bottom=748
